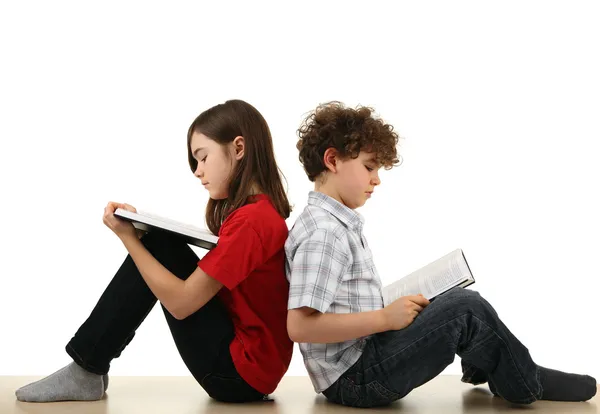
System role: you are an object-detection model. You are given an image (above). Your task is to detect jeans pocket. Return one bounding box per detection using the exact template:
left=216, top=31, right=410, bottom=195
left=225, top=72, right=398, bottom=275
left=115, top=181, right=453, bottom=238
left=325, top=377, right=399, bottom=408
left=364, top=380, right=400, bottom=407
left=324, top=376, right=362, bottom=407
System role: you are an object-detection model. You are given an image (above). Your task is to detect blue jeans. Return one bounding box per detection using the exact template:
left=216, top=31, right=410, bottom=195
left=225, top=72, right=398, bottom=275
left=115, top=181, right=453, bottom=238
left=322, top=288, right=543, bottom=408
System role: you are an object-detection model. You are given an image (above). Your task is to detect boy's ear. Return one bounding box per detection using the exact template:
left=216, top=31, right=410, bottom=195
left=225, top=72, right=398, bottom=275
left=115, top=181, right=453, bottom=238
left=232, top=136, right=245, bottom=160
left=323, top=147, right=339, bottom=173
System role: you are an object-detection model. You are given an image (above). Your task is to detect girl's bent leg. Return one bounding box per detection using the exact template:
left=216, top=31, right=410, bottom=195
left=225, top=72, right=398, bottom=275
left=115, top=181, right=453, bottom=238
left=16, top=231, right=199, bottom=402
left=66, top=231, right=200, bottom=374
left=162, top=298, right=266, bottom=403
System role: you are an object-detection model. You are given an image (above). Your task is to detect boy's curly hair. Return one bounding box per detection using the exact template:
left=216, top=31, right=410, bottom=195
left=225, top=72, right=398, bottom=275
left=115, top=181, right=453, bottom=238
left=296, top=101, right=402, bottom=182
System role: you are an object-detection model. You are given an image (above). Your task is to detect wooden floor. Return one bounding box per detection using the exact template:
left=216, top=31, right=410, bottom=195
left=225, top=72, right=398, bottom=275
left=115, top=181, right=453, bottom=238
left=2, top=375, right=598, bottom=414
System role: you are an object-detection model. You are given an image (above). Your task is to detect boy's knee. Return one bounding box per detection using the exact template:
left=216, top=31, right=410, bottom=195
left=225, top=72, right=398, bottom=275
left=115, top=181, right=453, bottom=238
left=440, top=288, right=488, bottom=314
left=442, top=287, right=480, bottom=301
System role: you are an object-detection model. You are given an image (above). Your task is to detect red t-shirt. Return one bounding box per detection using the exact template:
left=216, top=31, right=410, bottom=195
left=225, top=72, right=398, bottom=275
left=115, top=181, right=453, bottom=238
left=198, top=194, right=293, bottom=394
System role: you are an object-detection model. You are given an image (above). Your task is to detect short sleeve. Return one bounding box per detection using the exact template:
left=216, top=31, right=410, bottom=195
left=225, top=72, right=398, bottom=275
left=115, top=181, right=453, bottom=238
left=287, top=228, right=351, bottom=313
left=198, top=213, right=265, bottom=291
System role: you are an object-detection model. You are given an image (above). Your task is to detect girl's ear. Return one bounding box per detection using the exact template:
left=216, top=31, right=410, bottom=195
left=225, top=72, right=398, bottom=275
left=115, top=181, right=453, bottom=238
left=323, top=147, right=339, bottom=173
left=232, top=136, right=245, bottom=160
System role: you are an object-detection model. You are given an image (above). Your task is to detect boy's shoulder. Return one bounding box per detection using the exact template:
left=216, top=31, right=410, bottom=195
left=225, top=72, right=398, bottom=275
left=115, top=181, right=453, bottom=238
left=286, top=203, right=352, bottom=248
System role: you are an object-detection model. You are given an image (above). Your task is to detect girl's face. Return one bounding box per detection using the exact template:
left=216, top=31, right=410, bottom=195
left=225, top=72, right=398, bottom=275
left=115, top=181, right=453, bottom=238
left=190, top=132, right=243, bottom=200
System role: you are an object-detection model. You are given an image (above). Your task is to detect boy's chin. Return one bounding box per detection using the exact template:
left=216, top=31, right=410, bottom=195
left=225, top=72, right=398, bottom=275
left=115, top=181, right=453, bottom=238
left=346, top=199, right=366, bottom=210
left=356, top=197, right=370, bottom=209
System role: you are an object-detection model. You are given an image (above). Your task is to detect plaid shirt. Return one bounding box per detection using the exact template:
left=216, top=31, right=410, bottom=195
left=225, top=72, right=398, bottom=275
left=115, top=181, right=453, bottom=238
left=285, top=191, right=384, bottom=393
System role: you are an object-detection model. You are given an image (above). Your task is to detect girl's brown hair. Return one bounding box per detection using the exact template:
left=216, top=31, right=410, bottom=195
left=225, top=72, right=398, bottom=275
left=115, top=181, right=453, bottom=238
left=187, top=99, right=291, bottom=235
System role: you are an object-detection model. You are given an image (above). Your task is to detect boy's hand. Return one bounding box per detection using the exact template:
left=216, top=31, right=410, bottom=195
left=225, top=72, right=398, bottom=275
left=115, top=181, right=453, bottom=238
left=382, top=294, right=431, bottom=331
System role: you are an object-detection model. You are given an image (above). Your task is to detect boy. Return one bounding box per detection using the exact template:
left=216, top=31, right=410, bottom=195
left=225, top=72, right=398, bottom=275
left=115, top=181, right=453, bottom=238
left=284, top=101, right=597, bottom=408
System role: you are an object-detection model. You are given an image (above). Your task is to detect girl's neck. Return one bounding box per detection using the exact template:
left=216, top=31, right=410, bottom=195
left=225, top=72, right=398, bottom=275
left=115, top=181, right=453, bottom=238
left=249, top=183, right=262, bottom=196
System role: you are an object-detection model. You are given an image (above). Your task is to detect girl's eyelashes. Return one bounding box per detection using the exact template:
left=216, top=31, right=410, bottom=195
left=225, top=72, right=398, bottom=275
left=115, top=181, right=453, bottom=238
left=365, top=166, right=373, bottom=172
left=201, top=155, right=207, bottom=163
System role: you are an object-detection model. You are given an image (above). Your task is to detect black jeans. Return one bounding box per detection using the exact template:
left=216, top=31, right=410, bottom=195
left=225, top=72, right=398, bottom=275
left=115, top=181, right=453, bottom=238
left=65, top=231, right=266, bottom=403
left=323, top=287, right=543, bottom=408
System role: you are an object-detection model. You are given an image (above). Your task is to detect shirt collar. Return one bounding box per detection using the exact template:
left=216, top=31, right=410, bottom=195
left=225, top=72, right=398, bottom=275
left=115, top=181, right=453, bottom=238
left=307, top=191, right=365, bottom=233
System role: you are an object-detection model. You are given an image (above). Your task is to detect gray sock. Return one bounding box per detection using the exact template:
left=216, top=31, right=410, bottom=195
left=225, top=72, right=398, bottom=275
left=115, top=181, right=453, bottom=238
left=15, top=362, right=104, bottom=402
left=103, top=374, right=109, bottom=392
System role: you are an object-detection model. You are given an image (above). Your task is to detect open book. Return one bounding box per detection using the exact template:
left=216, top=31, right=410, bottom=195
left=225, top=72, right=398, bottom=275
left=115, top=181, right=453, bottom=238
left=114, top=208, right=218, bottom=250
left=382, top=249, right=475, bottom=306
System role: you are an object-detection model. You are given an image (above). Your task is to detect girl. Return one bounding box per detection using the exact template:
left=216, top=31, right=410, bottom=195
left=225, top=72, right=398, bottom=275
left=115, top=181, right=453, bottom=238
left=16, top=99, right=293, bottom=403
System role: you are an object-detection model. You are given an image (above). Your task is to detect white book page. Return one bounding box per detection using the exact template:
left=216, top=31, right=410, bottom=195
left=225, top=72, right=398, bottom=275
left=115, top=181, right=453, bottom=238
left=136, top=210, right=213, bottom=236
left=115, top=208, right=218, bottom=244
left=383, top=249, right=469, bottom=305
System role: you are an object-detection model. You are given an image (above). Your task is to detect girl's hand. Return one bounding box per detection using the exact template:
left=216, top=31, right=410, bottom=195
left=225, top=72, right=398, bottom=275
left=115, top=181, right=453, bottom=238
left=103, top=201, right=138, bottom=241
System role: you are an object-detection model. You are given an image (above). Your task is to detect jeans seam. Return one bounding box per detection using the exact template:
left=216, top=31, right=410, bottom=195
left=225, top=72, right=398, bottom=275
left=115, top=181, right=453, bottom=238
left=369, top=380, right=400, bottom=400
left=468, top=313, right=539, bottom=401
left=83, top=290, right=156, bottom=372
left=364, top=312, right=539, bottom=401
left=85, top=234, right=172, bottom=364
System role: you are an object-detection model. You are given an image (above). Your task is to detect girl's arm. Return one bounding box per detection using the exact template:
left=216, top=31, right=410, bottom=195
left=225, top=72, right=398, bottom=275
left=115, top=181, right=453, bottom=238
left=122, top=235, right=223, bottom=320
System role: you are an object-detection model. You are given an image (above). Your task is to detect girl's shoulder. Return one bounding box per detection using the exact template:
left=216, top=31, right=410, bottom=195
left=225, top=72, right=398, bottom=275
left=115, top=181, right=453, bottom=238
left=224, top=195, right=285, bottom=232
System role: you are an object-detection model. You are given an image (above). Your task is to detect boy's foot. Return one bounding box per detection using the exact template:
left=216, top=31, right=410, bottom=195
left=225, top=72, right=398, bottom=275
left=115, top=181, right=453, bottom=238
left=15, top=362, right=105, bottom=402
left=538, top=366, right=597, bottom=402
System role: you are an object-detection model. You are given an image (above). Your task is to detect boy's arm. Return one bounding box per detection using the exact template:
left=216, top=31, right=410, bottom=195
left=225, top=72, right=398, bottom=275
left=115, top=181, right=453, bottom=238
left=287, top=227, right=391, bottom=343
left=288, top=294, right=430, bottom=343
left=286, top=223, right=432, bottom=343
left=288, top=306, right=388, bottom=343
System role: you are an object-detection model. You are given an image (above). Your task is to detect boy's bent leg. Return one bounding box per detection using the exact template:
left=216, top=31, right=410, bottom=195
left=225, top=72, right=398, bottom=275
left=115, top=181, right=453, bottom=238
left=349, top=288, right=543, bottom=406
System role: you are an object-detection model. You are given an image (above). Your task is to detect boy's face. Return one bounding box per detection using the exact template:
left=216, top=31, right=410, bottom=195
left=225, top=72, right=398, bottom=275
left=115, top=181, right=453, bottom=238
left=333, top=151, right=381, bottom=209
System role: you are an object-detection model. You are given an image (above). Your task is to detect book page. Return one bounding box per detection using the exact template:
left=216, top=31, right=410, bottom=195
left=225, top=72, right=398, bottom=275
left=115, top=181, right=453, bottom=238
left=115, top=208, right=219, bottom=248
left=425, top=254, right=465, bottom=295
left=383, top=249, right=470, bottom=305
left=136, top=210, right=214, bottom=236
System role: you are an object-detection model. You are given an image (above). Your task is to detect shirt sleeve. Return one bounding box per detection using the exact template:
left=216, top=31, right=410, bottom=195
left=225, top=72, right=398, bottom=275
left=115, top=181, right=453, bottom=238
left=198, top=213, right=265, bottom=291
left=287, top=228, right=351, bottom=313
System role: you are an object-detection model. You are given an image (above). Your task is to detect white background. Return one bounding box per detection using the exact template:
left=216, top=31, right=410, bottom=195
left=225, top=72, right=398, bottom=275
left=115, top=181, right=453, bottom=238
left=1, top=1, right=598, bottom=380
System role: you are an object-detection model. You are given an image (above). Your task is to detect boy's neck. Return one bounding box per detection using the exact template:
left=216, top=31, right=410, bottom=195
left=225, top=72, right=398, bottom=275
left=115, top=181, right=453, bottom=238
left=314, top=182, right=346, bottom=209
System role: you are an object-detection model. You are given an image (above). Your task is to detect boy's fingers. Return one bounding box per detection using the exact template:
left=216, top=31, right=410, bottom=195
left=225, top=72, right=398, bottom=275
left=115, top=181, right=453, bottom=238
left=409, top=295, right=430, bottom=307
left=412, top=304, right=424, bottom=313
